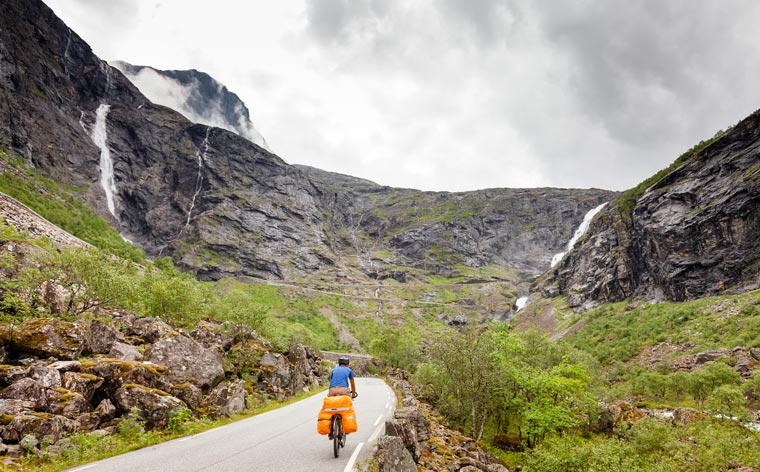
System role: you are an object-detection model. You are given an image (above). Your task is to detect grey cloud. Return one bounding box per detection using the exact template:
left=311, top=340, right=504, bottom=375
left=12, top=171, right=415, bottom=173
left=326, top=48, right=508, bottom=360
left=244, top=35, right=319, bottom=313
left=438, top=0, right=514, bottom=45
left=507, top=1, right=759, bottom=145
left=305, top=0, right=390, bottom=44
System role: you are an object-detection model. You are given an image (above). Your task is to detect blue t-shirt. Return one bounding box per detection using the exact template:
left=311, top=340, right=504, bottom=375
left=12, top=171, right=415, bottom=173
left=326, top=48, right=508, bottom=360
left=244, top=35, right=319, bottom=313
left=329, top=365, right=355, bottom=388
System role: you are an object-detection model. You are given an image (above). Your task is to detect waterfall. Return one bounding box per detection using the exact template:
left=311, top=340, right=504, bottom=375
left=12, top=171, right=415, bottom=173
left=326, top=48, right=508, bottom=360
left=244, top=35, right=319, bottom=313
left=186, top=128, right=211, bottom=227
left=515, top=296, right=528, bottom=311
left=550, top=202, right=608, bottom=267
left=91, top=104, right=117, bottom=217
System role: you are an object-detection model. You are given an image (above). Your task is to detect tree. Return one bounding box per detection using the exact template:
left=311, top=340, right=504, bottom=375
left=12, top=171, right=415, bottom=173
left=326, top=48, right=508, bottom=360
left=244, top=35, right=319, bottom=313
left=707, top=384, right=748, bottom=419
left=213, top=287, right=270, bottom=339
left=370, top=326, right=420, bottom=371
left=687, top=362, right=741, bottom=406
left=54, top=248, right=139, bottom=315
left=139, top=268, right=208, bottom=326
left=425, top=328, right=499, bottom=441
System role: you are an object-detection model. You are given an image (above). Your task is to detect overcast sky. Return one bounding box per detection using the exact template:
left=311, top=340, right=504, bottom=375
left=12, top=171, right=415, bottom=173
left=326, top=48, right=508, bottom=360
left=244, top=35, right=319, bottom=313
left=44, top=0, right=760, bottom=192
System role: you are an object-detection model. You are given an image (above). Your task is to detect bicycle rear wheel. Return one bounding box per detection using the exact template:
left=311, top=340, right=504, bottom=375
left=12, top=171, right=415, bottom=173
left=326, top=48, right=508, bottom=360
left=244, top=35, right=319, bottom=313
left=332, top=415, right=342, bottom=458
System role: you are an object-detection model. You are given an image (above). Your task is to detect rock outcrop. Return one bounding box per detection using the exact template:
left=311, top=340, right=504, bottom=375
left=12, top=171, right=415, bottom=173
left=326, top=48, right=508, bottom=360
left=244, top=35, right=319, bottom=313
left=0, top=314, right=326, bottom=457
left=538, top=111, right=760, bottom=309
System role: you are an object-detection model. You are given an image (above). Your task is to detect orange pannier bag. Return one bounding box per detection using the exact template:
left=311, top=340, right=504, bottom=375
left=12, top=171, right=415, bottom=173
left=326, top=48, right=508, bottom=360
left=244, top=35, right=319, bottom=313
left=317, top=395, right=358, bottom=435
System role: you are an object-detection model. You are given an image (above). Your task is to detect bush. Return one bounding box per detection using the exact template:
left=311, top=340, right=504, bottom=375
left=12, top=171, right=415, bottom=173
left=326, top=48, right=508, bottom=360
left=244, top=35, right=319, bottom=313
left=167, top=407, right=193, bottom=434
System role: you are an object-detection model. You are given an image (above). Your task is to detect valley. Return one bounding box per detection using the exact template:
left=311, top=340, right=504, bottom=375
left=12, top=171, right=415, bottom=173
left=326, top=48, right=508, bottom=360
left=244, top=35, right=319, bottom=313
left=0, top=1, right=759, bottom=471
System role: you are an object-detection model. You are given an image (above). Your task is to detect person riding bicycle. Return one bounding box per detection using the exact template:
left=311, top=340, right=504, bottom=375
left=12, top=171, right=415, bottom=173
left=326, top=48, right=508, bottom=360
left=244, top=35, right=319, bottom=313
left=328, top=356, right=357, bottom=398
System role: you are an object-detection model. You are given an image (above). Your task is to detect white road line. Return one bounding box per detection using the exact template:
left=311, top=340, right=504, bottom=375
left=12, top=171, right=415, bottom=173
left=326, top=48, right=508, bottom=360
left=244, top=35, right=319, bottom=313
left=178, top=429, right=213, bottom=442
left=373, top=414, right=383, bottom=427
left=368, top=423, right=384, bottom=443
left=69, top=466, right=97, bottom=472
left=344, top=442, right=364, bottom=472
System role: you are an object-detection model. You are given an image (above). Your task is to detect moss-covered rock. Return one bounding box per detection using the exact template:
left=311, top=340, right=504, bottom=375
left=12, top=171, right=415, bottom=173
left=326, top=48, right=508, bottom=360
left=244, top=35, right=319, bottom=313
left=143, top=335, right=224, bottom=391
left=0, top=378, right=48, bottom=410
left=203, top=380, right=246, bottom=418
left=8, top=318, right=85, bottom=360
left=46, top=388, right=92, bottom=418
left=112, top=384, right=186, bottom=429
left=62, top=371, right=103, bottom=401
left=0, top=413, right=75, bottom=443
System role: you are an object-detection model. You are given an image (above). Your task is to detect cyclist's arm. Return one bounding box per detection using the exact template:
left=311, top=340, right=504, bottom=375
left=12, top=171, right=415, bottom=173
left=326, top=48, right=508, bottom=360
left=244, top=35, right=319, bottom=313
left=350, top=377, right=356, bottom=395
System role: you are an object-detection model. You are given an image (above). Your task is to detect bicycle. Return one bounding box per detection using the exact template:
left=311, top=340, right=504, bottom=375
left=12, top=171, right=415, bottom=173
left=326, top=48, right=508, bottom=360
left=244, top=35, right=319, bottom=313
left=327, top=391, right=357, bottom=458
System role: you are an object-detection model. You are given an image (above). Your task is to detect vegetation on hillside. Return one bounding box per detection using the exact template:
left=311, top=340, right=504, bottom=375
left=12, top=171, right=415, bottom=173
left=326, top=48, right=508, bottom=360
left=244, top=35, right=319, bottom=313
left=3, top=142, right=760, bottom=471
left=0, top=147, right=144, bottom=263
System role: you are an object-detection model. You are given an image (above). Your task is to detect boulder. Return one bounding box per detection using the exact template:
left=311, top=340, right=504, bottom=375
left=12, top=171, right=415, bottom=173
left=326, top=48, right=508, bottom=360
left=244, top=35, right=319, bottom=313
left=63, top=372, right=104, bottom=401
left=751, top=348, right=760, bottom=361
left=108, top=342, right=143, bottom=362
left=0, top=378, right=48, bottom=410
left=609, top=401, right=645, bottom=426
left=286, top=344, right=314, bottom=393
left=84, top=319, right=125, bottom=354
left=170, top=384, right=203, bottom=411
left=8, top=318, right=86, bottom=360
left=734, top=357, right=755, bottom=377
left=38, top=281, right=70, bottom=315
left=47, top=390, right=93, bottom=418
left=205, top=380, right=247, bottom=418
left=112, top=385, right=186, bottom=429
left=48, top=361, right=81, bottom=373
left=143, top=335, right=224, bottom=391
left=94, top=399, right=116, bottom=422
left=695, top=349, right=731, bottom=364
left=81, top=359, right=167, bottom=397
left=387, top=416, right=421, bottom=462
left=73, top=412, right=101, bottom=432
left=191, top=320, right=234, bottom=352
left=28, top=365, right=62, bottom=389
left=119, top=366, right=171, bottom=392
left=375, top=435, right=417, bottom=472
left=394, top=406, right=431, bottom=441
left=0, top=399, right=35, bottom=416
left=258, top=352, right=291, bottom=398
left=1, top=413, right=75, bottom=442
left=129, top=317, right=178, bottom=344
left=673, top=407, right=708, bottom=425
left=448, top=315, right=468, bottom=326
left=0, top=365, right=28, bottom=387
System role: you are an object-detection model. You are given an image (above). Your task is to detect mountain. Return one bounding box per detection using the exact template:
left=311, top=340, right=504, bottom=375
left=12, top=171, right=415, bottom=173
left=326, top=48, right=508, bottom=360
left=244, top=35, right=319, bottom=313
left=110, top=61, right=270, bottom=150
left=534, top=114, right=760, bottom=311
left=0, top=0, right=616, bottom=311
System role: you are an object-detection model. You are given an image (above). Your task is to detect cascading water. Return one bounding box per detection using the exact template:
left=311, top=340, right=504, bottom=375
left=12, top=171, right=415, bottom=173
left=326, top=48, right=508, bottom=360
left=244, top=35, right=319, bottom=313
left=515, top=296, right=528, bottom=311
left=186, top=128, right=211, bottom=227
left=550, top=202, right=608, bottom=267
left=90, top=104, right=118, bottom=217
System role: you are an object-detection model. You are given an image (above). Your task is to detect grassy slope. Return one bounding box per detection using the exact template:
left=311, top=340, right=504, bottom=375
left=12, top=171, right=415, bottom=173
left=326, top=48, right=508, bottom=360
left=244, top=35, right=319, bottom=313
left=0, top=147, right=144, bottom=262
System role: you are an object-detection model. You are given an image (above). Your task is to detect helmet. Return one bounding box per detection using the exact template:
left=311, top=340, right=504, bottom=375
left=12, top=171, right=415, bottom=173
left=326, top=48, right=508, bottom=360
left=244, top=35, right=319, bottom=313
left=338, top=356, right=350, bottom=366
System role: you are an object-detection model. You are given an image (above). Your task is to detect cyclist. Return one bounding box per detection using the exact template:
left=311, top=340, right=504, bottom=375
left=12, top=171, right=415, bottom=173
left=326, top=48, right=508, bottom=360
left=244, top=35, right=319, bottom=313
left=328, top=356, right=357, bottom=398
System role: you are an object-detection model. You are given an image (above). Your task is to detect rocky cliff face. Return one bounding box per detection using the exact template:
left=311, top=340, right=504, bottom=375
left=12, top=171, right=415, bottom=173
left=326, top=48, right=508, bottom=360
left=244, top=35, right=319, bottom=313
left=0, top=0, right=617, bottom=288
left=111, top=61, right=269, bottom=150
left=302, top=164, right=614, bottom=280
left=0, top=0, right=327, bottom=281
left=539, top=111, right=760, bottom=309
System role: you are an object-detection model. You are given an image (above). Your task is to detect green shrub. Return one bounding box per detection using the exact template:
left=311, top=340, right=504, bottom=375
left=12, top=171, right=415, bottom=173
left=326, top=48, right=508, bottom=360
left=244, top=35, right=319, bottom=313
left=167, top=407, right=193, bottom=434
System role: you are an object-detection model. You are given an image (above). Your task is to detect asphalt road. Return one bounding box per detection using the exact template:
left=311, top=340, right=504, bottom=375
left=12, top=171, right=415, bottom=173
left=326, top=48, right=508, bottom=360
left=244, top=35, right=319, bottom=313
left=66, top=378, right=396, bottom=472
